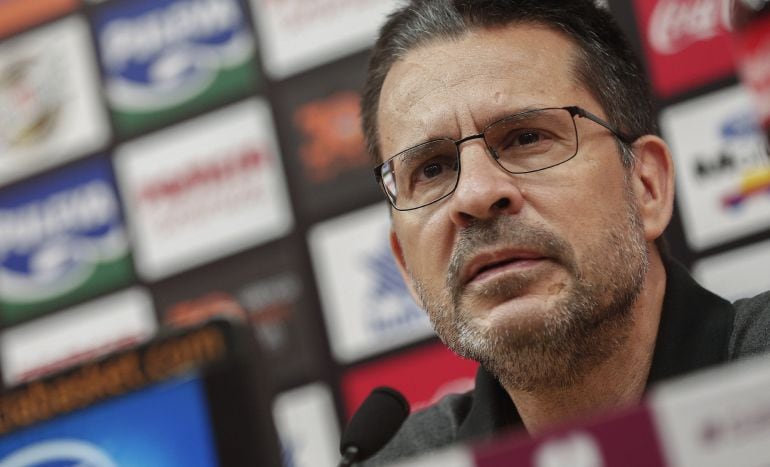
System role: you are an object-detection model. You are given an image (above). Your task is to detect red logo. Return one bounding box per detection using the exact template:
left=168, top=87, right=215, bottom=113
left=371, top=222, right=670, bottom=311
left=341, top=343, right=478, bottom=418
left=135, top=147, right=268, bottom=233
left=634, top=0, right=736, bottom=97
left=734, top=15, right=770, bottom=129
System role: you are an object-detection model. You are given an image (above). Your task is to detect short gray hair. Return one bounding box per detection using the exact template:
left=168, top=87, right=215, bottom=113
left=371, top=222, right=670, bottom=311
left=361, top=0, right=657, bottom=167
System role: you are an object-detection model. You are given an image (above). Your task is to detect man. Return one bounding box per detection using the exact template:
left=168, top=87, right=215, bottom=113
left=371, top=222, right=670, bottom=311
left=357, top=0, right=770, bottom=465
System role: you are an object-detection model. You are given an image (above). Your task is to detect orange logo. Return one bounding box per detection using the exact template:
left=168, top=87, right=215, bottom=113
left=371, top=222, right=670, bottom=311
left=165, top=292, right=248, bottom=328
left=0, top=0, right=78, bottom=39
left=294, top=90, right=367, bottom=183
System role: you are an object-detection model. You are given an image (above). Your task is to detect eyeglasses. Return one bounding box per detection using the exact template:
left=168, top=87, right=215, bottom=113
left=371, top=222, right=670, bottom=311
left=373, top=106, right=633, bottom=211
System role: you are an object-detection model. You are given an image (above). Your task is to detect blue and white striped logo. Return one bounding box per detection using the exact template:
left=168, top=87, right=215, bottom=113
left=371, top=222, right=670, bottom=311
left=363, top=243, right=427, bottom=334
left=95, top=0, right=254, bottom=111
left=0, top=159, right=128, bottom=303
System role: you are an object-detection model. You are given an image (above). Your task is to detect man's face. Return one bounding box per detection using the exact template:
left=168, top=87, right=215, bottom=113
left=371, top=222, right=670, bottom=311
left=377, top=24, right=651, bottom=390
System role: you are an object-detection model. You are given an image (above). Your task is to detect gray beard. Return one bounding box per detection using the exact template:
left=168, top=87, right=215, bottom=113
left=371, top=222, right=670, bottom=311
left=411, top=191, right=649, bottom=392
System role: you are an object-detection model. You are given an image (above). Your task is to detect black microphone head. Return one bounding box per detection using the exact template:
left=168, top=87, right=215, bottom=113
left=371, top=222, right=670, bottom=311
left=340, top=386, right=410, bottom=462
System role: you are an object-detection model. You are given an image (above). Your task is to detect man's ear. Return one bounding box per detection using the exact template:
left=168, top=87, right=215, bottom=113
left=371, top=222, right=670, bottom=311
left=390, top=228, right=423, bottom=306
left=629, top=135, right=675, bottom=242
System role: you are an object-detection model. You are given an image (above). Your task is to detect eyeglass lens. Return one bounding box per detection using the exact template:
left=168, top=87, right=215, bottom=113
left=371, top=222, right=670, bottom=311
left=380, top=108, right=579, bottom=210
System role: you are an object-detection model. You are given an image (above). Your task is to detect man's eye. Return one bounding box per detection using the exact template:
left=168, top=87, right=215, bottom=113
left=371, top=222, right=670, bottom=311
left=515, top=131, right=541, bottom=146
left=497, top=128, right=554, bottom=154
left=423, top=162, right=443, bottom=179
left=411, top=155, right=456, bottom=184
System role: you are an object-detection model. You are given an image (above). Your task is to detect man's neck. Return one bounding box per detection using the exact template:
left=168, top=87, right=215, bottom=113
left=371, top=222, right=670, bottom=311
left=506, top=252, right=667, bottom=435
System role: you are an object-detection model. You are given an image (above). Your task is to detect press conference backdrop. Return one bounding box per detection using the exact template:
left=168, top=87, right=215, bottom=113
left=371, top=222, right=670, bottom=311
left=0, top=0, right=768, bottom=465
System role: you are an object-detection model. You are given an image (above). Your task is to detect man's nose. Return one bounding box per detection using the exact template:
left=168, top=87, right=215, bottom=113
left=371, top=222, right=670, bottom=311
left=447, top=141, right=525, bottom=228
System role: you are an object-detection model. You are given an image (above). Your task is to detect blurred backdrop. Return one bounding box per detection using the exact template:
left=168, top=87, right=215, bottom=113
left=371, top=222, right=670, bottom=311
left=0, top=0, right=768, bottom=465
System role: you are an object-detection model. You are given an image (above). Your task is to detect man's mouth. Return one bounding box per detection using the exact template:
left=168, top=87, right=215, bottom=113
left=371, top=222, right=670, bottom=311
left=463, top=250, right=547, bottom=285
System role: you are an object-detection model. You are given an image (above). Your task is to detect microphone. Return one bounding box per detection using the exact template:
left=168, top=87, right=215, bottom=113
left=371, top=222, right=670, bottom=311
left=338, top=387, right=410, bottom=467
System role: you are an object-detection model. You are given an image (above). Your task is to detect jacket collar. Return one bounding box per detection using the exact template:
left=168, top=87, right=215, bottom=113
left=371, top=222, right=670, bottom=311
left=456, top=257, right=735, bottom=441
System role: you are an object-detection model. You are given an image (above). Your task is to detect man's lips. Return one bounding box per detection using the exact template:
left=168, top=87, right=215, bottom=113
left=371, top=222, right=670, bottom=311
left=463, top=250, right=547, bottom=285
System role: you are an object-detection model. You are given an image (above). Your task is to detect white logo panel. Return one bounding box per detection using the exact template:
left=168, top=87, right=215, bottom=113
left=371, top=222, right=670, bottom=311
left=661, top=85, right=770, bottom=250
left=115, top=98, right=293, bottom=280
left=250, top=0, right=400, bottom=79
left=308, top=203, right=433, bottom=363
left=693, top=239, right=770, bottom=301
left=651, top=354, right=770, bottom=467
left=0, top=287, right=156, bottom=386
left=273, top=383, right=339, bottom=467
left=0, top=16, right=110, bottom=184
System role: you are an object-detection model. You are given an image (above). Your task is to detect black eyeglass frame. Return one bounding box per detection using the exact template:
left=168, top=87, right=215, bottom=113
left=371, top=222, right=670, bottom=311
left=373, top=106, right=636, bottom=211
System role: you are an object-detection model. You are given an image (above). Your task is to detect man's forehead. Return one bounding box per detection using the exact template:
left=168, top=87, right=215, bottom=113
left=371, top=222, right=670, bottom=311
left=380, top=24, right=579, bottom=96
left=376, top=24, right=585, bottom=154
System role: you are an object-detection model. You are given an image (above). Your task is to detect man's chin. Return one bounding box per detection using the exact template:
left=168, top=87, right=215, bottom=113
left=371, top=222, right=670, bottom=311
left=465, top=292, right=526, bottom=319
left=450, top=294, right=588, bottom=392
left=458, top=277, right=572, bottom=331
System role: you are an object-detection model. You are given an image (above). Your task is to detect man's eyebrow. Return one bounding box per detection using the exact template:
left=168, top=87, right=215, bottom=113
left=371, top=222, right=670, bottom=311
left=389, top=104, right=552, bottom=158
left=396, top=146, right=425, bottom=167
left=393, top=138, right=449, bottom=164
left=479, top=104, right=549, bottom=128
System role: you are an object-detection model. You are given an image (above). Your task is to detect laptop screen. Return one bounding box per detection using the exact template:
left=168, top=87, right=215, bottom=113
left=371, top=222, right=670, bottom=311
left=0, top=320, right=282, bottom=466
left=0, top=374, right=219, bottom=466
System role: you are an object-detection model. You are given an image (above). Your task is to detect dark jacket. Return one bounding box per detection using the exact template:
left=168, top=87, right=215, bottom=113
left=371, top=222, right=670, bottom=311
left=360, top=259, right=770, bottom=466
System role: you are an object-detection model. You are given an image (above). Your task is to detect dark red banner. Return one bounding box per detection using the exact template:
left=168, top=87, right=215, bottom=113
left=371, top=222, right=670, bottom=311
left=341, top=343, right=478, bottom=417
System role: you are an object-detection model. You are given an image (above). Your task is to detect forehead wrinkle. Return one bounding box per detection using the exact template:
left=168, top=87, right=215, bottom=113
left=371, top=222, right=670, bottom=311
left=378, top=25, right=592, bottom=159
left=384, top=68, right=506, bottom=137
left=379, top=67, right=459, bottom=152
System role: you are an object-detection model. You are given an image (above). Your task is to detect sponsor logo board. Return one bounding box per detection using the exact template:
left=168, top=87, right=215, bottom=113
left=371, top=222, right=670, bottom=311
left=161, top=268, right=314, bottom=386
left=0, top=287, right=156, bottom=386
left=693, top=239, right=770, bottom=301
left=0, top=16, right=110, bottom=184
left=632, top=0, right=736, bottom=97
left=294, top=90, right=368, bottom=184
left=660, top=85, right=770, bottom=250
left=269, top=52, right=382, bottom=219
left=341, top=343, right=478, bottom=417
left=116, top=98, right=293, bottom=280
left=250, top=0, right=399, bottom=79
left=308, top=203, right=434, bottom=363
left=651, top=353, right=770, bottom=467
left=0, top=157, right=133, bottom=322
left=0, top=0, right=78, bottom=39
left=273, top=383, right=340, bottom=467
left=235, top=272, right=306, bottom=363
left=92, top=0, right=258, bottom=135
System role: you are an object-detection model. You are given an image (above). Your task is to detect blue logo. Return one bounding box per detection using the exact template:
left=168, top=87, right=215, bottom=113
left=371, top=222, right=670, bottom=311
left=363, top=243, right=428, bottom=333
left=0, top=158, right=128, bottom=303
left=721, top=111, right=760, bottom=140
left=94, top=0, right=254, bottom=112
